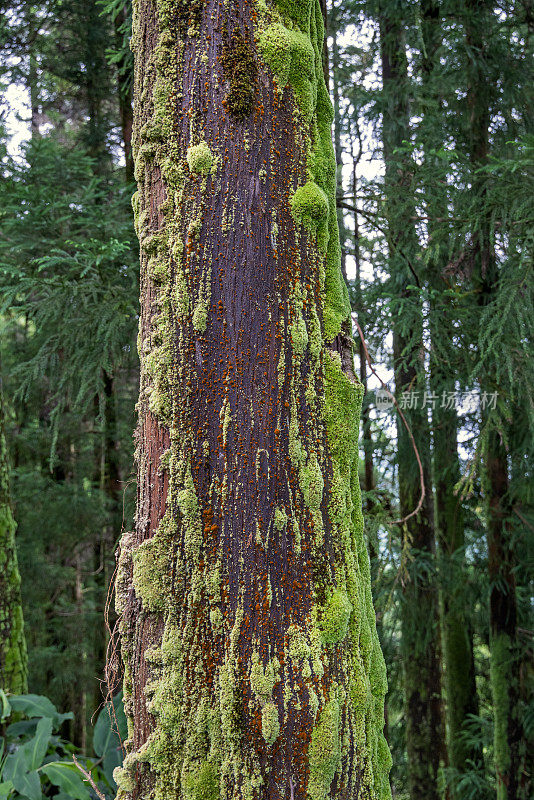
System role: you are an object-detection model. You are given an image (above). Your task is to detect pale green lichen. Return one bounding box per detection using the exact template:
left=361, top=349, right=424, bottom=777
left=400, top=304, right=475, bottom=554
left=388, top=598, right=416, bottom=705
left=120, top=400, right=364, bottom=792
left=261, top=702, right=280, bottom=746
left=187, top=141, right=213, bottom=174
left=299, top=451, right=324, bottom=511
left=250, top=651, right=279, bottom=705
left=273, top=506, right=288, bottom=531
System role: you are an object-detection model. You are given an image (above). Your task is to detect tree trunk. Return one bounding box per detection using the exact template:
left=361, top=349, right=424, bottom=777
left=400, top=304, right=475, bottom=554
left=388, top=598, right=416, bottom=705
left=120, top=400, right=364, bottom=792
left=464, top=5, right=522, bottom=798
left=113, top=2, right=134, bottom=181
left=419, top=0, right=479, bottom=782
left=0, top=378, right=27, bottom=695
left=115, top=2, right=391, bottom=800
left=378, top=7, right=442, bottom=800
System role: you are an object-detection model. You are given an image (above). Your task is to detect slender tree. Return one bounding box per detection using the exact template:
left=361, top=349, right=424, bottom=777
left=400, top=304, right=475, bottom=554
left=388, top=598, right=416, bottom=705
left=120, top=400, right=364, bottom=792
left=463, top=4, right=523, bottom=796
left=114, top=1, right=391, bottom=799
left=378, top=3, right=442, bottom=798
left=418, top=0, right=480, bottom=783
left=0, top=377, right=27, bottom=695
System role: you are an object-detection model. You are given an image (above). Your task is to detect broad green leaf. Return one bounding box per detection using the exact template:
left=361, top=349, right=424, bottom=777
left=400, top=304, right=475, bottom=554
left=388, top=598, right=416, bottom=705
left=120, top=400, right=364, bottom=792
left=2, top=748, right=31, bottom=784
left=12, top=770, right=41, bottom=800
left=0, top=781, right=13, bottom=797
left=8, top=696, right=57, bottom=720
left=6, top=721, right=38, bottom=738
left=21, top=718, right=53, bottom=771
left=93, top=692, right=126, bottom=757
left=7, top=696, right=73, bottom=729
left=41, top=762, right=91, bottom=800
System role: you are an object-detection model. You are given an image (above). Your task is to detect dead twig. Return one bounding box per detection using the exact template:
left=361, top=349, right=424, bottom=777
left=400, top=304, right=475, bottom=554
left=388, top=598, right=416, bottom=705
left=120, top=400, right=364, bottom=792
left=353, top=318, right=426, bottom=526
left=72, top=754, right=106, bottom=800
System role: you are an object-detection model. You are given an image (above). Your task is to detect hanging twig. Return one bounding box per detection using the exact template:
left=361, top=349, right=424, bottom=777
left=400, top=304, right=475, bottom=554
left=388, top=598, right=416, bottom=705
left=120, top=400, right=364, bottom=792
left=72, top=755, right=107, bottom=800
left=353, top=318, right=426, bottom=526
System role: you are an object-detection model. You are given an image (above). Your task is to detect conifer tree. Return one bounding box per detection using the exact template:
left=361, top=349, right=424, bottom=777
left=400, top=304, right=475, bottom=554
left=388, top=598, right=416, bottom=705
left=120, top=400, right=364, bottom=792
left=418, top=0, right=479, bottom=783
left=378, top=3, right=442, bottom=798
left=114, top=1, right=391, bottom=799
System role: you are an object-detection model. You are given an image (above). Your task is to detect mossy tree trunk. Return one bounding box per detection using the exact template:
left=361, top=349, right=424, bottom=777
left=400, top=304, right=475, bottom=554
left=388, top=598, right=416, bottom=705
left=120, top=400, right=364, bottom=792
left=378, top=7, right=442, bottom=800
left=0, top=378, right=27, bottom=695
left=464, top=4, right=523, bottom=797
left=420, top=0, right=479, bottom=782
left=115, top=2, right=391, bottom=800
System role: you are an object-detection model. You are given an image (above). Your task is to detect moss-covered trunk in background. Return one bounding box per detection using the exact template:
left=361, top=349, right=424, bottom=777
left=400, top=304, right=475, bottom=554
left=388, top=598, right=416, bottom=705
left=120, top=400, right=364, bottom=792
left=114, top=2, right=391, bottom=800
left=0, top=379, right=27, bottom=695
left=420, top=0, right=479, bottom=783
left=378, top=6, right=442, bottom=800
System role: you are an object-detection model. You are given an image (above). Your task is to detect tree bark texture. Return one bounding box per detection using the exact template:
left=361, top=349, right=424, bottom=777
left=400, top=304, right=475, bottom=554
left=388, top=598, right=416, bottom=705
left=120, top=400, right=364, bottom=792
left=115, top=2, right=391, bottom=800
left=379, top=8, right=442, bottom=800
left=0, top=382, right=27, bottom=695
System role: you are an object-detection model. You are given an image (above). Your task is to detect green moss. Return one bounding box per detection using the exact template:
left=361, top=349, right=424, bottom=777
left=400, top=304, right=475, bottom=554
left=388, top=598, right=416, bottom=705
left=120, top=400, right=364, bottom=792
left=323, top=351, right=363, bottom=472
left=287, top=624, right=311, bottom=663
left=220, top=25, right=257, bottom=121
left=299, top=452, right=324, bottom=511
left=261, top=702, right=280, bottom=746
left=183, top=761, right=219, bottom=800
left=250, top=651, right=279, bottom=704
left=113, top=766, right=135, bottom=794
left=273, top=0, right=312, bottom=30
left=307, top=699, right=340, bottom=800
left=290, top=312, right=309, bottom=356
left=132, top=515, right=175, bottom=612
left=187, top=141, right=213, bottom=175
left=317, top=589, right=352, bottom=647
left=257, top=23, right=315, bottom=117
left=290, top=181, right=328, bottom=225
left=273, top=506, right=288, bottom=531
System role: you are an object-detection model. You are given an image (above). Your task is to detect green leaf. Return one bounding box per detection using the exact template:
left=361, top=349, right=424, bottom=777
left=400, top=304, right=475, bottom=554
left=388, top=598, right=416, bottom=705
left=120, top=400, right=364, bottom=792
left=0, top=781, right=14, bottom=797
left=8, top=696, right=56, bottom=720
left=7, top=696, right=73, bottom=729
left=2, top=749, right=31, bottom=784
left=12, top=770, right=41, bottom=800
left=41, top=762, right=91, bottom=800
left=22, top=718, right=53, bottom=771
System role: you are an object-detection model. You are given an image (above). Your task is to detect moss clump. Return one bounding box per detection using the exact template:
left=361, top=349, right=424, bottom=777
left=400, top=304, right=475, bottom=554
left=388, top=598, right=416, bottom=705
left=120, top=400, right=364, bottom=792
left=261, top=702, right=280, bottom=746
left=220, top=25, right=257, bottom=121
left=299, top=452, right=324, bottom=511
left=250, top=651, right=279, bottom=704
left=183, top=761, right=219, bottom=800
left=323, top=351, right=363, bottom=472
left=290, top=181, right=329, bottom=237
left=132, top=517, right=174, bottom=612
left=273, top=506, right=287, bottom=531
left=317, top=590, right=352, bottom=647
left=257, top=23, right=315, bottom=117
left=307, top=699, right=340, bottom=800
left=187, top=141, right=213, bottom=175
left=113, top=766, right=135, bottom=794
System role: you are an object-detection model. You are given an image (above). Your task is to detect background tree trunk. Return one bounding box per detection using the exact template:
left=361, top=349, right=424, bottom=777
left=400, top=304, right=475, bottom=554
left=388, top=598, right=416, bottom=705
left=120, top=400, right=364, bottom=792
left=0, top=377, right=27, bottom=695
left=378, top=6, right=442, bottom=799
left=115, top=1, right=391, bottom=799
left=419, top=0, right=480, bottom=783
